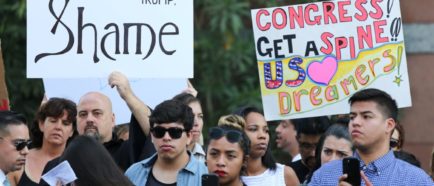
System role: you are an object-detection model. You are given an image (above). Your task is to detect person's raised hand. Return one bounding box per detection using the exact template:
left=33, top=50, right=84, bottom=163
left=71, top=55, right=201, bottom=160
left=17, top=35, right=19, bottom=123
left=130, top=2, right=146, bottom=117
left=182, top=80, right=198, bottom=97
left=108, top=71, right=133, bottom=100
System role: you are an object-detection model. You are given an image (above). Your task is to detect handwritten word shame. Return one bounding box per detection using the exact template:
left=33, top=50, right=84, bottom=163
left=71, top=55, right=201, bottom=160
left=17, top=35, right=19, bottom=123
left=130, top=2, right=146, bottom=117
left=35, top=0, right=179, bottom=63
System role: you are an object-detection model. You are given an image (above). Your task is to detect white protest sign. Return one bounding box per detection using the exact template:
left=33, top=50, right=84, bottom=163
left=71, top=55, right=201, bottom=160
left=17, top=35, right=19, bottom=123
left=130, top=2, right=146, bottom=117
left=28, top=0, right=193, bottom=78
left=43, top=78, right=186, bottom=124
left=251, top=0, right=411, bottom=120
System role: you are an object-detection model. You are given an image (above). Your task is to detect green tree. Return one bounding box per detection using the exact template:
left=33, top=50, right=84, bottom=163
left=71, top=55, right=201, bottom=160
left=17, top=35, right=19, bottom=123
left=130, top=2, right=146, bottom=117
left=1, top=0, right=317, bottom=162
left=194, top=0, right=320, bottom=131
left=0, top=0, right=43, bottom=121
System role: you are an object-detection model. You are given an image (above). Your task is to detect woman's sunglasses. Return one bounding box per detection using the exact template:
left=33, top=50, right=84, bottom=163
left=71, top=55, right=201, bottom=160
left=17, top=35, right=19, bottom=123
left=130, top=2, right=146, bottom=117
left=151, top=127, right=186, bottom=139
left=390, top=138, right=399, bottom=148
left=209, top=127, right=242, bottom=143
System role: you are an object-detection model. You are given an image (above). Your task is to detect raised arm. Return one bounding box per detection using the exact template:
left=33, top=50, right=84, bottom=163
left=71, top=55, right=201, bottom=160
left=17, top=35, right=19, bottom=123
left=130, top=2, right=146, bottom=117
left=108, top=71, right=151, bottom=136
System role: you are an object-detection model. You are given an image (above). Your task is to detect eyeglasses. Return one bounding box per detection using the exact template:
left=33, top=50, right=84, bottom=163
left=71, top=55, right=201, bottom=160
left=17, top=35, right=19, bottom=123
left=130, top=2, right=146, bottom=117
left=209, top=127, right=242, bottom=143
left=0, top=137, right=32, bottom=151
left=390, top=138, right=399, bottom=148
left=151, top=127, right=186, bottom=139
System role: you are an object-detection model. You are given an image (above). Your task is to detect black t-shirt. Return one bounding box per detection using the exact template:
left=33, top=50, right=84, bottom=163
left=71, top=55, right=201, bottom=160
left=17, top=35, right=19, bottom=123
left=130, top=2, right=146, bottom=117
left=41, top=114, right=155, bottom=181
left=288, top=159, right=310, bottom=183
left=146, top=168, right=176, bottom=186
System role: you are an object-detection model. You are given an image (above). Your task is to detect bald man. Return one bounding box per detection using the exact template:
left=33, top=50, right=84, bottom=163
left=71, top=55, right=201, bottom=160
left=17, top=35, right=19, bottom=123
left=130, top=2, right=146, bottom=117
left=43, top=72, right=155, bottom=174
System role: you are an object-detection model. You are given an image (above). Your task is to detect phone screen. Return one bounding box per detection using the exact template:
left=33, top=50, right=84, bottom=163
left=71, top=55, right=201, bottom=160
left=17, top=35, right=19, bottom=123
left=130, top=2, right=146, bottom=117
left=342, top=157, right=361, bottom=186
left=201, top=174, right=219, bottom=186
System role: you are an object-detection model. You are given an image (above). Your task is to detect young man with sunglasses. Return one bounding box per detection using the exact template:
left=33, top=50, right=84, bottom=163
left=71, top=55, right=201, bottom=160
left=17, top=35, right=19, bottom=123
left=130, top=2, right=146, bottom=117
left=309, top=89, right=433, bottom=186
left=126, top=100, right=208, bottom=186
left=0, top=111, right=31, bottom=186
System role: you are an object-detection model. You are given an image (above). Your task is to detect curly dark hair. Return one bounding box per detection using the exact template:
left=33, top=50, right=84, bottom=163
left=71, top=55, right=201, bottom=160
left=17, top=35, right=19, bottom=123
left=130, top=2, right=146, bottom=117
left=30, top=97, right=78, bottom=148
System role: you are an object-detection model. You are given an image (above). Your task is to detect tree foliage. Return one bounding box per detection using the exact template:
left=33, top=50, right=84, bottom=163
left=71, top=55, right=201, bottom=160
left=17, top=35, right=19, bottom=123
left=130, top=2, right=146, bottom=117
left=194, top=0, right=319, bottom=129
left=1, top=0, right=43, bottom=121
left=1, top=0, right=317, bottom=139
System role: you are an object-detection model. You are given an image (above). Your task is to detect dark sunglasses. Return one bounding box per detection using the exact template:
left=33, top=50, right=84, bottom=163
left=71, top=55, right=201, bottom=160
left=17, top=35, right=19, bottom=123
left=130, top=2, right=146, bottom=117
left=151, top=127, right=186, bottom=139
left=390, top=138, right=399, bottom=148
left=209, top=127, right=242, bottom=143
left=0, top=137, right=32, bottom=151
left=13, top=140, right=32, bottom=151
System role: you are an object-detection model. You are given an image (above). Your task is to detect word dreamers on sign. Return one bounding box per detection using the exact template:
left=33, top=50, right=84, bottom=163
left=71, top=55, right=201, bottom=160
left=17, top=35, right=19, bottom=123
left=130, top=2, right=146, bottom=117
left=275, top=46, right=403, bottom=115
left=35, top=0, right=179, bottom=63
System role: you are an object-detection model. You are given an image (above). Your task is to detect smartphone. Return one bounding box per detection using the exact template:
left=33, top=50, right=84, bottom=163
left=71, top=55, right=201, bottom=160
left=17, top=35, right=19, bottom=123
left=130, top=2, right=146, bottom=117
left=201, top=174, right=219, bottom=186
left=342, top=157, right=361, bottom=186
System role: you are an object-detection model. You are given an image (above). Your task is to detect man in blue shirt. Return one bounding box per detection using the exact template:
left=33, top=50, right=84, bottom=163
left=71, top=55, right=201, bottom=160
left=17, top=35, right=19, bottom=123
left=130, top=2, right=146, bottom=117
left=309, top=88, right=433, bottom=186
left=125, top=99, right=208, bottom=186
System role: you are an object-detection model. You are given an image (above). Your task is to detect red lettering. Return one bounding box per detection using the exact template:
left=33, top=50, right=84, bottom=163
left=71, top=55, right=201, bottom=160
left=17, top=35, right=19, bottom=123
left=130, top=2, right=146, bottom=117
left=354, top=0, right=368, bottom=21
left=322, top=2, right=337, bottom=24
left=272, top=8, right=287, bottom=30
left=370, top=0, right=384, bottom=20
left=305, top=4, right=321, bottom=26
left=256, top=9, right=271, bottom=31
left=320, top=32, right=334, bottom=54
left=357, top=25, right=373, bottom=49
left=335, top=37, right=347, bottom=60
left=289, top=6, right=304, bottom=29
left=338, top=1, right=352, bottom=22
left=374, top=20, right=389, bottom=43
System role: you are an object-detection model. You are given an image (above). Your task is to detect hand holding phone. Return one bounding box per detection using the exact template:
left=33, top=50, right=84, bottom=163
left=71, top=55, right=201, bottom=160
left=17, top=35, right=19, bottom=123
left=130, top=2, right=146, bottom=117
left=342, top=157, right=361, bottom=186
left=202, top=174, right=219, bottom=186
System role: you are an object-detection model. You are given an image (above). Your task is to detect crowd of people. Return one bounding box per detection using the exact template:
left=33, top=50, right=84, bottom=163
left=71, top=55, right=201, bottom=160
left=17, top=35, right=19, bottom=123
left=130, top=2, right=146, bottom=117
left=0, top=71, right=433, bottom=186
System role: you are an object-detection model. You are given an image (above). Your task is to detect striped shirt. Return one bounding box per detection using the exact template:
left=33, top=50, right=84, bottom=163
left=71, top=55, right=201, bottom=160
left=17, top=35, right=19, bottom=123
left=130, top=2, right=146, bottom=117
left=309, top=150, right=433, bottom=186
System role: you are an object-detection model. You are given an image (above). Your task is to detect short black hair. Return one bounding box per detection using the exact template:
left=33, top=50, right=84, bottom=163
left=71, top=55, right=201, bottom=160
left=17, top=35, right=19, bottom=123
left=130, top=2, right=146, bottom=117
left=394, top=150, right=421, bottom=168
left=31, top=97, right=78, bottom=148
left=233, top=106, right=263, bottom=119
left=150, top=100, right=194, bottom=132
left=349, top=88, right=398, bottom=122
left=293, top=116, right=330, bottom=136
left=172, top=92, right=200, bottom=105
left=0, top=110, right=27, bottom=136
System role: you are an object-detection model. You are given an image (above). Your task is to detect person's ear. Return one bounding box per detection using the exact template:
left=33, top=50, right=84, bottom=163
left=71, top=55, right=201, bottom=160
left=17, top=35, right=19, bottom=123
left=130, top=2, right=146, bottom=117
left=186, top=131, right=192, bottom=145
left=38, top=120, right=45, bottom=132
left=385, top=118, right=396, bottom=134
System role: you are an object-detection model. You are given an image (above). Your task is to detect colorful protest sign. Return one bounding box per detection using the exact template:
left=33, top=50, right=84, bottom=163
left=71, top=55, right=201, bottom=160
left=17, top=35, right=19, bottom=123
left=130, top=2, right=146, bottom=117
left=27, top=0, right=193, bottom=78
left=0, top=39, right=10, bottom=111
left=251, top=0, right=411, bottom=120
left=43, top=78, right=186, bottom=124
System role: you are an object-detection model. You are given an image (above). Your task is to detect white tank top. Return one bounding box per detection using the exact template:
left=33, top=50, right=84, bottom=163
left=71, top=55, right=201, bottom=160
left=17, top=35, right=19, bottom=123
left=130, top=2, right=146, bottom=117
left=241, top=163, right=286, bottom=186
